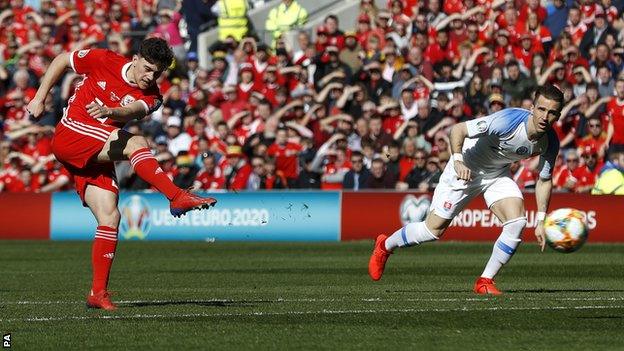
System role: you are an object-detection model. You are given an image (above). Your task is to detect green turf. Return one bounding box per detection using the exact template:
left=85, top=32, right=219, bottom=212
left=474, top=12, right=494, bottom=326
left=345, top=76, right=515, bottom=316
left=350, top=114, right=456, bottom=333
left=1, top=241, right=623, bottom=350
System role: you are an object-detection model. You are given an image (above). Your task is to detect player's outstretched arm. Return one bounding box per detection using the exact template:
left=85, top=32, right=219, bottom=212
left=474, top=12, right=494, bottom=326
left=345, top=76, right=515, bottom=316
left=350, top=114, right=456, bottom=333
left=86, top=100, right=148, bottom=123
left=27, top=52, right=72, bottom=119
left=534, top=177, right=553, bottom=252
left=449, top=122, right=472, bottom=181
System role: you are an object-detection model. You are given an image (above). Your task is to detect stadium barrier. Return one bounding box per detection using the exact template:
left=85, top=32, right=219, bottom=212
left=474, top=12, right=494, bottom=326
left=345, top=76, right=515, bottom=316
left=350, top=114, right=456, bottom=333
left=0, top=191, right=622, bottom=242
left=0, top=193, right=51, bottom=239
left=341, top=192, right=623, bottom=242
left=49, top=191, right=340, bottom=241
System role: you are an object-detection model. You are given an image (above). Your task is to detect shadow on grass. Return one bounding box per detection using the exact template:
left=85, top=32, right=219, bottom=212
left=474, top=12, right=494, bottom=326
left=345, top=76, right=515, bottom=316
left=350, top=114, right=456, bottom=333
left=121, top=299, right=264, bottom=308
left=506, top=289, right=624, bottom=293
left=387, top=288, right=624, bottom=293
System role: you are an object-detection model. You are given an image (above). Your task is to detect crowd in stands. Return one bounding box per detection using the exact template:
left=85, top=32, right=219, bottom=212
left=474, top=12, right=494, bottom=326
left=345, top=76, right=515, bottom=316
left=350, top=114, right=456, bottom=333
left=1, top=0, right=624, bottom=194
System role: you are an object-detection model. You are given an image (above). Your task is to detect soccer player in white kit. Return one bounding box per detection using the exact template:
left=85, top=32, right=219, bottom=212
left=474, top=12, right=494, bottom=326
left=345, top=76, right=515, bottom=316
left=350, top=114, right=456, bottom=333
left=368, top=84, right=564, bottom=295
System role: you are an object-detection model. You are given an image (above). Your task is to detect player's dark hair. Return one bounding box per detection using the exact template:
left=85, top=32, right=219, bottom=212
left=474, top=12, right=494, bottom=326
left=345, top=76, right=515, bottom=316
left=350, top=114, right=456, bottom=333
left=139, top=38, right=174, bottom=70
left=534, top=84, right=564, bottom=107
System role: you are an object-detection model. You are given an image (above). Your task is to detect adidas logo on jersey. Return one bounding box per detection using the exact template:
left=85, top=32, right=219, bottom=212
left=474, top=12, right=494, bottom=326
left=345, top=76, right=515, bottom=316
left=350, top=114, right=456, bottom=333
left=103, top=253, right=115, bottom=259
left=97, top=81, right=106, bottom=90
left=155, top=167, right=164, bottom=175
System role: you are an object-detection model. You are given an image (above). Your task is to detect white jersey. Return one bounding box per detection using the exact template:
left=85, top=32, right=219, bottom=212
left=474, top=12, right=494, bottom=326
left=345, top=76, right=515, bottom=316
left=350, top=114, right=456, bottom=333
left=462, top=108, right=559, bottom=179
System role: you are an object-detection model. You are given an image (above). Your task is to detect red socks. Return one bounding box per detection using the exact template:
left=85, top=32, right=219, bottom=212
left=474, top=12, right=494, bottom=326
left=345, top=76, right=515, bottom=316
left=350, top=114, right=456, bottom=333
left=92, top=226, right=118, bottom=294
left=130, top=148, right=181, bottom=200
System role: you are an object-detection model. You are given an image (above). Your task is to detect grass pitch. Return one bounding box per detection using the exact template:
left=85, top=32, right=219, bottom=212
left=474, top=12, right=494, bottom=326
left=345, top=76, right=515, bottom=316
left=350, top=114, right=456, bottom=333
left=1, top=241, right=623, bottom=350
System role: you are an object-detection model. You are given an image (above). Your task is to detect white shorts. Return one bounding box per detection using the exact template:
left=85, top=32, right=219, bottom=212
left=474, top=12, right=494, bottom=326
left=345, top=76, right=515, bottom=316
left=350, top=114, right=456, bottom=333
left=430, top=162, right=523, bottom=219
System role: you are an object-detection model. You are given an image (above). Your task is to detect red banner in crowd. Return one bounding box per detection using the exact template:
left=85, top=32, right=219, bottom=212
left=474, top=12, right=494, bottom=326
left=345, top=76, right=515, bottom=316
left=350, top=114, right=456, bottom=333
left=341, top=192, right=624, bottom=242
left=0, top=193, right=51, bottom=239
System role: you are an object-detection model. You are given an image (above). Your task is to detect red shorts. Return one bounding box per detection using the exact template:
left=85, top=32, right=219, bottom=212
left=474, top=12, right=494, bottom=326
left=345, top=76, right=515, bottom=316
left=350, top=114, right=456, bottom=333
left=52, top=118, right=120, bottom=206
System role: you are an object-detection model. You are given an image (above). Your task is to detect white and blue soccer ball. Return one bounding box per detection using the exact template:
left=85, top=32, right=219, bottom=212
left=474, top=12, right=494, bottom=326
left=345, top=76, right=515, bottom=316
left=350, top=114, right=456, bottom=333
left=544, top=208, right=589, bottom=253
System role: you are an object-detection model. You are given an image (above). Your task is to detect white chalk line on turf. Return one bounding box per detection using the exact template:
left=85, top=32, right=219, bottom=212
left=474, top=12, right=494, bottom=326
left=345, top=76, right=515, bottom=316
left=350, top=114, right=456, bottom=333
left=3, top=296, right=624, bottom=305
left=1, top=305, right=624, bottom=323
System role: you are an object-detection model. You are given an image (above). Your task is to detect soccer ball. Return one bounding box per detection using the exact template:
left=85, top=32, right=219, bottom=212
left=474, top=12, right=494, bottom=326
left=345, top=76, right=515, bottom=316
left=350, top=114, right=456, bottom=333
left=543, top=208, right=589, bottom=253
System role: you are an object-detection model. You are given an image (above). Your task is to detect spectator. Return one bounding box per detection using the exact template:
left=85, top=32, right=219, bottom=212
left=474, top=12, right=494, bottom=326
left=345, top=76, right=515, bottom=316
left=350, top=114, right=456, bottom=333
left=216, top=0, right=249, bottom=41
left=173, top=154, right=200, bottom=189
left=578, top=6, right=617, bottom=60
left=577, top=117, right=608, bottom=160
left=267, top=128, right=302, bottom=187
left=181, top=0, right=215, bottom=53
left=606, top=78, right=624, bottom=153
left=502, top=60, right=537, bottom=102
left=296, top=153, right=321, bottom=189
left=592, top=151, right=624, bottom=194
left=165, top=116, right=192, bottom=157
left=404, top=148, right=428, bottom=189
left=265, top=0, right=308, bottom=47
left=194, top=153, right=225, bottom=190
left=223, top=145, right=252, bottom=191
left=511, top=160, right=537, bottom=190
left=553, top=149, right=595, bottom=193
left=342, top=151, right=370, bottom=190
left=153, top=7, right=186, bottom=63
left=365, top=157, right=396, bottom=189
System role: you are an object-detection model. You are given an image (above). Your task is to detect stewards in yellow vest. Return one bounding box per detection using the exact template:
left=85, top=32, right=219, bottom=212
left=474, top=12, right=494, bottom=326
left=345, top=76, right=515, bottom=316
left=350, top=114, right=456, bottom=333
left=218, top=0, right=249, bottom=41
left=591, top=153, right=624, bottom=195
left=265, top=0, right=308, bottom=46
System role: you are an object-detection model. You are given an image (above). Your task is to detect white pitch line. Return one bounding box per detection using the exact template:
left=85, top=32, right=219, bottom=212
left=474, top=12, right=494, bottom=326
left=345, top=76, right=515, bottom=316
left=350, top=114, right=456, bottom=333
left=4, top=296, right=624, bottom=305
left=1, top=305, right=624, bottom=323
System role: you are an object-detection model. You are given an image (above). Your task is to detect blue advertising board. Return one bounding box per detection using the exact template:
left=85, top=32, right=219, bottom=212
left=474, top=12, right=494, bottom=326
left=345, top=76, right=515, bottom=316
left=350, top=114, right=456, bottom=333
left=50, top=191, right=340, bottom=241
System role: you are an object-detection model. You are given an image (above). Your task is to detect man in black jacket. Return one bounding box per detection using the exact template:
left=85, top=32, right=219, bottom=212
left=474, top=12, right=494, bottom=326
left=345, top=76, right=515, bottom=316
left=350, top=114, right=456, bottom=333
left=579, top=6, right=617, bottom=59
left=365, top=158, right=397, bottom=189
left=343, top=151, right=370, bottom=190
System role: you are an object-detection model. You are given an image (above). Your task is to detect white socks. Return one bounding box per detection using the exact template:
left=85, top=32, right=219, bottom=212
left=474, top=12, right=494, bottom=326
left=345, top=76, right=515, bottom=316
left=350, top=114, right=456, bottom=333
left=384, top=221, right=439, bottom=251
left=481, top=217, right=527, bottom=279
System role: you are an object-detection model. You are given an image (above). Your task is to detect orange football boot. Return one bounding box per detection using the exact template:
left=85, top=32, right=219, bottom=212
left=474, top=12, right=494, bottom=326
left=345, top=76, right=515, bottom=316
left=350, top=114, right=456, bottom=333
left=86, top=290, right=117, bottom=311
left=368, top=235, right=392, bottom=281
left=170, top=190, right=217, bottom=217
left=473, top=277, right=503, bottom=295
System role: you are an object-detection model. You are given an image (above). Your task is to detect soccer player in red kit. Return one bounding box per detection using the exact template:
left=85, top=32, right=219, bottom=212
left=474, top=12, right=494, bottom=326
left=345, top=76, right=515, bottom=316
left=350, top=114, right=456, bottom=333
left=26, top=38, right=217, bottom=311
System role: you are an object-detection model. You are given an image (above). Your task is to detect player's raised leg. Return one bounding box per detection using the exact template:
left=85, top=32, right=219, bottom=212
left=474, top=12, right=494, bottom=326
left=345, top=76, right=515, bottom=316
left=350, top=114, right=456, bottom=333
left=84, top=185, right=121, bottom=310
left=97, top=129, right=216, bottom=217
left=474, top=196, right=526, bottom=295
left=368, top=212, right=450, bottom=281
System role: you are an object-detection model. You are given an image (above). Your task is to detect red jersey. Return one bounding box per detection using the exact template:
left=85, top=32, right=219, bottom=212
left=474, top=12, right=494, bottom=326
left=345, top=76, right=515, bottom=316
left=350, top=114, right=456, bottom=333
left=566, top=23, right=588, bottom=46
left=512, top=165, right=536, bottom=190
left=267, top=142, right=302, bottom=179
left=195, top=167, right=225, bottom=190
left=321, top=161, right=351, bottom=190
left=0, top=169, right=25, bottom=193
left=577, top=132, right=608, bottom=153
left=46, top=168, right=72, bottom=191
left=554, top=165, right=595, bottom=191
left=606, top=98, right=624, bottom=145
left=64, top=49, right=162, bottom=129
left=383, top=115, right=404, bottom=135
left=399, top=156, right=416, bottom=181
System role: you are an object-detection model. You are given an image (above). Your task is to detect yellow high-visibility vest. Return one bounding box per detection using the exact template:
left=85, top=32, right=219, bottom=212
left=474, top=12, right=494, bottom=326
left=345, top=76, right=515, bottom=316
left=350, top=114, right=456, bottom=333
left=265, top=1, right=308, bottom=45
left=218, top=0, right=248, bottom=41
left=591, top=168, right=624, bottom=195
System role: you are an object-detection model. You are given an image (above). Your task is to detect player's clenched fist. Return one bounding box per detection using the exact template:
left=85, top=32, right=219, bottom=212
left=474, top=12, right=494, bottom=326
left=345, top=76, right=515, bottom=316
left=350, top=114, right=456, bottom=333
left=26, top=98, right=45, bottom=119
left=454, top=160, right=472, bottom=181
left=86, top=102, right=112, bottom=119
